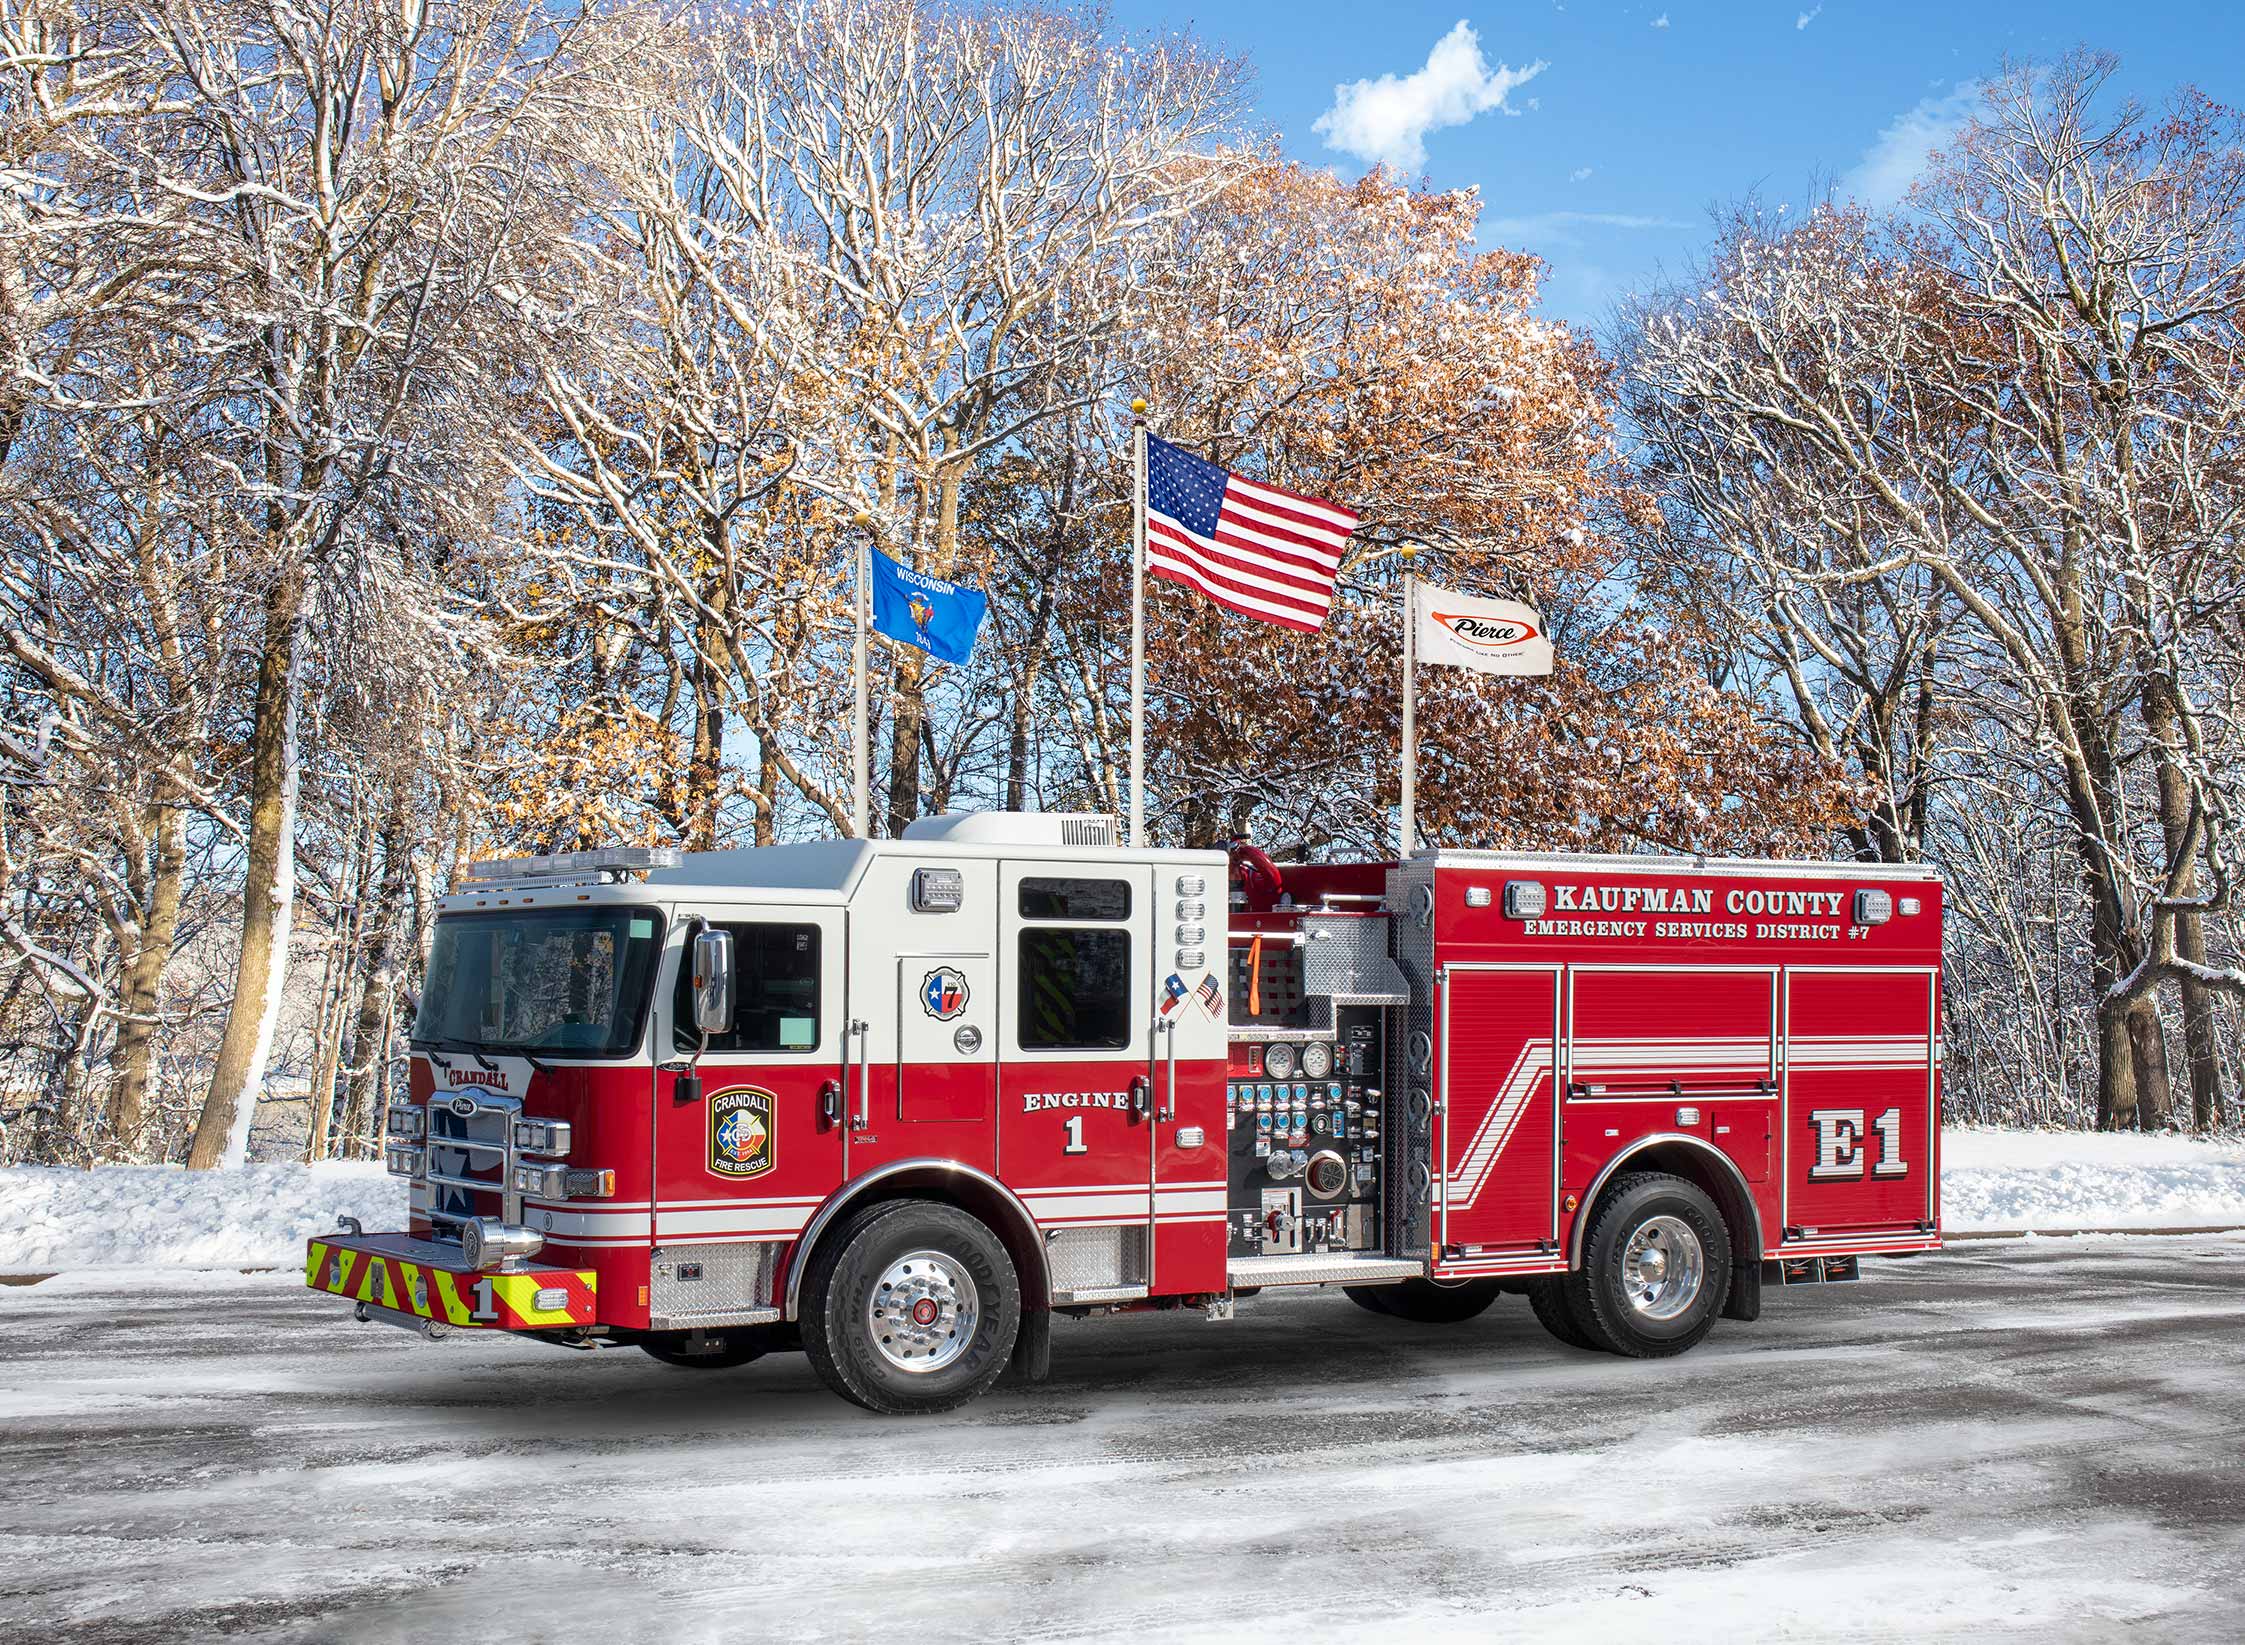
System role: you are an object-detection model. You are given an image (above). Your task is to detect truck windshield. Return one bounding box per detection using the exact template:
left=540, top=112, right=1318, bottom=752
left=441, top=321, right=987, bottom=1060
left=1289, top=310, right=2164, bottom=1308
left=413, top=907, right=664, bottom=1057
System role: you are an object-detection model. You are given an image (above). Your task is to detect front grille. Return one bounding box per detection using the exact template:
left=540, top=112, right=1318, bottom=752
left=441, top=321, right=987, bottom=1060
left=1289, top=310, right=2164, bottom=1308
left=421, top=1095, right=523, bottom=1241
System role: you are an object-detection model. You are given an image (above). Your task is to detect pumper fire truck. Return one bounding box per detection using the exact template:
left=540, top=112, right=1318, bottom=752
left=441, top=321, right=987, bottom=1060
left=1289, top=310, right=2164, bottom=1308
left=308, top=811, right=1942, bottom=1414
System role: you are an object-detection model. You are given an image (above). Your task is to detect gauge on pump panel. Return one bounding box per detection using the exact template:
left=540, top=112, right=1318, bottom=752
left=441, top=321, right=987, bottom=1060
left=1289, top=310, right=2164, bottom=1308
left=1262, top=1041, right=1296, bottom=1081
left=1300, top=1041, right=1333, bottom=1080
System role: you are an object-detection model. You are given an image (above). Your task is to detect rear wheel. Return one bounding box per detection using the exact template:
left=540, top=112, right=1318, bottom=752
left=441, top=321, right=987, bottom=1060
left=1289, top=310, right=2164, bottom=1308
left=1566, top=1172, right=1731, bottom=1358
left=1344, top=1285, right=1401, bottom=1316
left=1355, top=1277, right=1501, bottom=1324
left=1525, top=1276, right=1606, bottom=1351
left=800, top=1199, right=1020, bottom=1415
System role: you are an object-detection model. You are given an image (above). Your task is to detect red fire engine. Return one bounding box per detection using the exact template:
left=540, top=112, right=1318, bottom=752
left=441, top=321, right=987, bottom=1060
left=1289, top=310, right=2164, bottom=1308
left=307, top=811, right=1942, bottom=1414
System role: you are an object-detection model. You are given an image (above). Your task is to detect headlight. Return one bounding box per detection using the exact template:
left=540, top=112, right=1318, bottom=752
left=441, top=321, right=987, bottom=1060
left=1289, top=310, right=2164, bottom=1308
left=384, top=1143, right=423, bottom=1178
left=385, top=1104, right=424, bottom=1140
left=512, top=1163, right=569, bottom=1198
left=512, top=1118, right=572, bottom=1156
left=512, top=1163, right=614, bottom=1200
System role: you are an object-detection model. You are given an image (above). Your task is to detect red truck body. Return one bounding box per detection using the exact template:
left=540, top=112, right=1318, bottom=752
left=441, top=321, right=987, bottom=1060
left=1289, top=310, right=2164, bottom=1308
left=306, top=813, right=1941, bottom=1409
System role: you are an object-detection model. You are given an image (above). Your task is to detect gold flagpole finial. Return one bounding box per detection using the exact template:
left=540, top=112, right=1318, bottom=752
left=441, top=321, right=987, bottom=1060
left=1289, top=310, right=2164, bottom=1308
left=1130, top=398, right=1148, bottom=417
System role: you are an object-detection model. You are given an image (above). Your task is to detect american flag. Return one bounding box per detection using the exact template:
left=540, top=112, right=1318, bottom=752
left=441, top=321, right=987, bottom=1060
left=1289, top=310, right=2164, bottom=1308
left=1144, top=434, right=1358, bottom=633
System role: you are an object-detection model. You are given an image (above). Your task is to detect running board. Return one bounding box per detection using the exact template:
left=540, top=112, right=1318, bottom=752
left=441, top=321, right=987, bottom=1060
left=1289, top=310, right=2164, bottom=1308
left=1228, top=1254, right=1425, bottom=1289
left=1052, top=1283, right=1149, bottom=1306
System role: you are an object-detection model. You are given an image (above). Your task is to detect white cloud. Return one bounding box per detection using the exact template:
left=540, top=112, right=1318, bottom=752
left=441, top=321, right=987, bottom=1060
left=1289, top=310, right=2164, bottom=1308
left=1313, top=21, right=1548, bottom=171
left=1796, top=4, right=1822, bottom=27
left=1482, top=209, right=1693, bottom=249
left=1651, top=12, right=1670, bottom=27
left=1569, top=165, right=1594, bottom=182
left=1844, top=81, right=1981, bottom=207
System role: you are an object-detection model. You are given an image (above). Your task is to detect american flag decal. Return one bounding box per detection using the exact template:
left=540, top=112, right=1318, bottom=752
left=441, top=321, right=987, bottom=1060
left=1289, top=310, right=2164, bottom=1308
left=1194, top=972, right=1223, bottom=1017
left=1144, top=434, right=1357, bottom=632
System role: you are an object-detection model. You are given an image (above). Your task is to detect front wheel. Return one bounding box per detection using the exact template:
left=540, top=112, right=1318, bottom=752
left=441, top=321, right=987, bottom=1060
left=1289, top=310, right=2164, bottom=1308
left=1565, top=1172, right=1731, bottom=1358
left=800, top=1199, right=1020, bottom=1414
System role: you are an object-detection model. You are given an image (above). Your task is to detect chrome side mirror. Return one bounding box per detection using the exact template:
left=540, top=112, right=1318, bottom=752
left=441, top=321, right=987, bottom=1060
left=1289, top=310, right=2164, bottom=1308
left=691, top=928, right=734, bottom=1037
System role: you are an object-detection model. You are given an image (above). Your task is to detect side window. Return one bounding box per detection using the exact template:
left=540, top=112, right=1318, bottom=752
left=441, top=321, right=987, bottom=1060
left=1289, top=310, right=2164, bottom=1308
left=673, top=922, right=821, bottom=1053
left=1017, top=877, right=1131, bottom=921
left=1017, top=928, right=1131, bottom=1051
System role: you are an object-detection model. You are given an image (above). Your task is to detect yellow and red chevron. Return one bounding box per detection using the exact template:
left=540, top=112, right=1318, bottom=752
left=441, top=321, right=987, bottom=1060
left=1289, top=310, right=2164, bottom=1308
left=304, top=1236, right=596, bottom=1330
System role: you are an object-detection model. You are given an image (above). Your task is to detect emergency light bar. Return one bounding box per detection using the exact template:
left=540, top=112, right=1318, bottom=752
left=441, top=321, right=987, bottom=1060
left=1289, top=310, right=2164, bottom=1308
left=457, top=846, right=681, bottom=888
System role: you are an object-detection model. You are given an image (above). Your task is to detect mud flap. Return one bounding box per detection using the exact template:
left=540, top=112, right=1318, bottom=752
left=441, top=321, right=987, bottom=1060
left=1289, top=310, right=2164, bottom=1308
left=1008, top=1306, right=1051, bottom=1383
left=1720, top=1257, right=1761, bottom=1323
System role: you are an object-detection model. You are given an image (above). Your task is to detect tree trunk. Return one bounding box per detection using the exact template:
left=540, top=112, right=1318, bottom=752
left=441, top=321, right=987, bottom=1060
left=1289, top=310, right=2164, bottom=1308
left=340, top=803, right=408, bottom=1160
left=2177, top=916, right=2225, bottom=1130
left=685, top=538, right=730, bottom=850
left=2093, top=989, right=2137, bottom=1131
left=2143, top=672, right=2226, bottom=1129
left=2125, top=998, right=2174, bottom=1131
left=187, top=569, right=308, bottom=1170
left=108, top=799, right=186, bottom=1154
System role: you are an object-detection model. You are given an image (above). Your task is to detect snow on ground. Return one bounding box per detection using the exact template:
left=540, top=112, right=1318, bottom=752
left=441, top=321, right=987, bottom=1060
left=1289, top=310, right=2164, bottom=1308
left=0, top=1162, right=404, bottom=1270
left=4, top=1237, right=2243, bottom=1642
left=4, top=1128, right=2244, bottom=1272
left=1943, top=1127, right=2245, bottom=1231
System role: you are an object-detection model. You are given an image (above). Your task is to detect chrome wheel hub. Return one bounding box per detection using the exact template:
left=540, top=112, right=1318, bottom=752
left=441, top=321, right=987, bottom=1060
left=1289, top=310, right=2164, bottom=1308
left=866, top=1249, right=978, bottom=1374
left=1621, top=1215, right=1705, bottom=1321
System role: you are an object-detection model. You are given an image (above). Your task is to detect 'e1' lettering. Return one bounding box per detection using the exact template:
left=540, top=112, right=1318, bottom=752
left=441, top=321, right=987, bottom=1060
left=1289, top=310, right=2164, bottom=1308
left=1807, top=1108, right=1908, bottom=1180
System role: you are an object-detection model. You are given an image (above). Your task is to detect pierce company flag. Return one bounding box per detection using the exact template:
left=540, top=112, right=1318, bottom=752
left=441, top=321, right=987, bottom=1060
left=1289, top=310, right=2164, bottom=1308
left=1413, top=581, right=1554, bottom=676
left=1144, top=434, right=1357, bottom=632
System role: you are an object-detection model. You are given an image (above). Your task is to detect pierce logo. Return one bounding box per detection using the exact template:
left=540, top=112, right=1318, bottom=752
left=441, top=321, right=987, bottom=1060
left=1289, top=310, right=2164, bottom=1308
left=708, top=1086, right=776, bottom=1180
left=921, top=966, right=970, bottom=1021
left=1434, top=612, right=1541, bottom=652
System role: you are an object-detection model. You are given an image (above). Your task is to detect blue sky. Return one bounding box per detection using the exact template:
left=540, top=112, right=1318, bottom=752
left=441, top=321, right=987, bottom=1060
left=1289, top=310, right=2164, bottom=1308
left=1134, top=1, right=2245, bottom=333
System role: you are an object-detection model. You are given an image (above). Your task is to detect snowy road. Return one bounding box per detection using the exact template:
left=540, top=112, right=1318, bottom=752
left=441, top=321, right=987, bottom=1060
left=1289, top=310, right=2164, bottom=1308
left=4, top=1239, right=2243, bottom=1644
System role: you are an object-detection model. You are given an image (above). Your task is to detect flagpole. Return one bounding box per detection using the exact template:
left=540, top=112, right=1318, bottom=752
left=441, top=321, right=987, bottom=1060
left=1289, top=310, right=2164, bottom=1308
left=850, top=510, right=870, bottom=838
left=1400, top=542, right=1418, bottom=858
left=1128, top=399, right=1148, bottom=847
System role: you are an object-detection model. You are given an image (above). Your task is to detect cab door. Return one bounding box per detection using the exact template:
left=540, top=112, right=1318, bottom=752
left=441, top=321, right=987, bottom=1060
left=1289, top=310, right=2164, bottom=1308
left=841, top=854, right=999, bottom=1179
left=997, top=863, right=1157, bottom=1301
left=650, top=909, right=846, bottom=1323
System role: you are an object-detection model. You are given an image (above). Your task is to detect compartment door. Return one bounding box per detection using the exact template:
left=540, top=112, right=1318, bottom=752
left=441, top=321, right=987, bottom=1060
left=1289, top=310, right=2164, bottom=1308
left=1437, top=964, right=1561, bottom=1263
left=1782, top=967, right=1938, bottom=1243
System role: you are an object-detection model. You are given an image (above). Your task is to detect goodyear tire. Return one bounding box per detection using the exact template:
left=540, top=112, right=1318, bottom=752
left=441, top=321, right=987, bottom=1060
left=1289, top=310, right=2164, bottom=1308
left=1525, top=1276, right=1606, bottom=1352
left=801, top=1199, right=1020, bottom=1415
left=1565, top=1172, right=1731, bottom=1358
left=1356, top=1277, right=1501, bottom=1324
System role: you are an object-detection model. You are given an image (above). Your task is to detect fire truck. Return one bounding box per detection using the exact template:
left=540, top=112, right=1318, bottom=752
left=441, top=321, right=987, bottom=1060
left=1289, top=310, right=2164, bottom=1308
left=307, top=811, right=1942, bottom=1414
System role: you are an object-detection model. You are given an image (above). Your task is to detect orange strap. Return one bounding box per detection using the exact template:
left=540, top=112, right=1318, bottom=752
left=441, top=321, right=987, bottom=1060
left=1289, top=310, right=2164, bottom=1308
left=1247, top=935, right=1262, bottom=1018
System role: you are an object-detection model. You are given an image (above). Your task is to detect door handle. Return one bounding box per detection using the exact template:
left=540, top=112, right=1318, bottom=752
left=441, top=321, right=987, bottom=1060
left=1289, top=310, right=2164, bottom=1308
left=819, top=1080, right=842, bottom=1128
left=1128, top=1074, right=1151, bottom=1118
left=850, top=1020, right=870, bottom=1130
left=1159, top=1018, right=1178, bottom=1121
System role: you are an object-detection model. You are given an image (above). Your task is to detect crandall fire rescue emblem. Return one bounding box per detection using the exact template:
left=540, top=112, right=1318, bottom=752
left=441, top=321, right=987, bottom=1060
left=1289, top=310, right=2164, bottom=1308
left=921, top=965, right=970, bottom=1020
left=707, top=1086, right=776, bottom=1180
